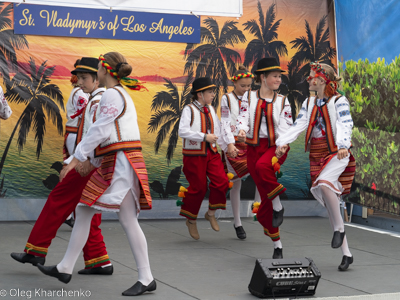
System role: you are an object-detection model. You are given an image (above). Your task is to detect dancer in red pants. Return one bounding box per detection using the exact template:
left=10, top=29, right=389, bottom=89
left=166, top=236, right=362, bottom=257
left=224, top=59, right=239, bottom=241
left=178, top=77, right=229, bottom=240
left=237, top=58, right=293, bottom=259
left=11, top=58, right=113, bottom=275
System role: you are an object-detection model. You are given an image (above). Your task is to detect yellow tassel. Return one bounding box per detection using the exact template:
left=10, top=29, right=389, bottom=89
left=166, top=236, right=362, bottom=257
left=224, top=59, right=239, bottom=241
left=227, top=173, right=234, bottom=180
left=179, top=186, right=188, bottom=192
left=271, top=156, right=278, bottom=165
left=252, top=201, right=261, bottom=208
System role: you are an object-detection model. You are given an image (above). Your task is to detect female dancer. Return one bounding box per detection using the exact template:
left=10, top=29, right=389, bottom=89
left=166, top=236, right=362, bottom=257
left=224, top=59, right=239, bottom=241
left=38, top=52, right=156, bottom=295
left=237, top=58, right=293, bottom=258
left=220, top=65, right=260, bottom=239
left=276, top=62, right=356, bottom=271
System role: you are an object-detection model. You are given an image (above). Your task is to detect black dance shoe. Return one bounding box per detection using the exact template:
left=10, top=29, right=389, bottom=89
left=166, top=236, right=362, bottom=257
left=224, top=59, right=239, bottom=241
left=78, top=265, right=113, bottom=275
left=331, top=231, right=345, bottom=248
left=11, top=253, right=45, bottom=266
left=234, top=225, right=246, bottom=240
left=37, top=264, right=71, bottom=284
left=272, top=207, right=284, bottom=228
left=122, top=280, right=157, bottom=296
left=272, top=248, right=283, bottom=259
left=338, top=255, right=353, bottom=271
left=64, top=218, right=75, bottom=228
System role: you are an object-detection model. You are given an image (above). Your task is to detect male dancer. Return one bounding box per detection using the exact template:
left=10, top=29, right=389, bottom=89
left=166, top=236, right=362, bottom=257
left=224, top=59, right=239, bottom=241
left=11, top=58, right=113, bottom=275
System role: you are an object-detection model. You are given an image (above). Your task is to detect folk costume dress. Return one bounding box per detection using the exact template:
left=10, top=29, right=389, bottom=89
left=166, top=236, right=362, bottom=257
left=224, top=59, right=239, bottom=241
left=63, top=87, right=89, bottom=160
left=74, top=86, right=152, bottom=213
left=178, top=100, right=229, bottom=220
left=40, top=84, right=154, bottom=287
left=0, top=86, right=12, bottom=119
left=23, top=88, right=112, bottom=270
left=237, top=90, right=292, bottom=241
left=276, top=95, right=356, bottom=206
left=220, top=92, right=249, bottom=180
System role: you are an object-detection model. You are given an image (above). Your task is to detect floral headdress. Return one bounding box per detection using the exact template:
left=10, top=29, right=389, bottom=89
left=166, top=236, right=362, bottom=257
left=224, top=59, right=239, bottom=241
left=231, top=72, right=254, bottom=81
left=99, top=54, right=146, bottom=91
left=309, top=61, right=338, bottom=97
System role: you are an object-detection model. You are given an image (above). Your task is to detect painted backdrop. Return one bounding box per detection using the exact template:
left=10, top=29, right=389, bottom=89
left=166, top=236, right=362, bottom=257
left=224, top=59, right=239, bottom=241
left=0, top=0, right=335, bottom=202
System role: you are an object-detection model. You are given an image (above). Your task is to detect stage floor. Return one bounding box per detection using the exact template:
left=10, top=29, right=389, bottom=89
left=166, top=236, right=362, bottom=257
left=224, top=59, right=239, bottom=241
left=1, top=216, right=400, bottom=299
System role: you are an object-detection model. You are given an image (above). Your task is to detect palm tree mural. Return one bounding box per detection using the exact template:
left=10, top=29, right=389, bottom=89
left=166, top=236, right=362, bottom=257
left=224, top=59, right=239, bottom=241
left=0, top=3, right=29, bottom=84
left=147, top=72, right=194, bottom=165
left=184, top=18, right=246, bottom=108
left=279, top=60, right=304, bottom=119
left=289, top=15, right=336, bottom=99
left=0, top=58, right=64, bottom=175
left=242, top=2, right=287, bottom=72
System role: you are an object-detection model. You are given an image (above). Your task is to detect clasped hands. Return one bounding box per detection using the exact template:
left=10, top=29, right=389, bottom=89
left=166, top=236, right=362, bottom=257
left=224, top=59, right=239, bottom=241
left=59, top=157, right=95, bottom=182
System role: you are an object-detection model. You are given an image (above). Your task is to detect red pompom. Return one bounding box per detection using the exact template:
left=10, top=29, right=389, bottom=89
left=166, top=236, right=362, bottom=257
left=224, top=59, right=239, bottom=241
left=273, top=163, right=281, bottom=173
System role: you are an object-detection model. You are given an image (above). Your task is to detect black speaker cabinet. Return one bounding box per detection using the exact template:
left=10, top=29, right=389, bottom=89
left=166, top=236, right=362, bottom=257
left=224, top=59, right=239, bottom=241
left=248, top=257, right=321, bottom=298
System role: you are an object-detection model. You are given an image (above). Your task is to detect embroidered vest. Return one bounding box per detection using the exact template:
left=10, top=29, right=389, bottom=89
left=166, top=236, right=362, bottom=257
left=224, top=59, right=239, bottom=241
left=65, top=87, right=85, bottom=133
left=75, top=88, right=105, bottom=146
left=93, top=86, right=142, bottom=157
left=182, top=103, right=218, bottom=156
left=305, top=95, right=342, bottom=153
left=224, top=92, right=241, bottom=141
left=246, top=90, right=285, bottom=147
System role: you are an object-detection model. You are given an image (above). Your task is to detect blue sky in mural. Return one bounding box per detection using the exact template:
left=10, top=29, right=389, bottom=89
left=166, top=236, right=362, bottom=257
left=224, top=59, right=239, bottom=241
left=335, top=0, right=400, bottom=64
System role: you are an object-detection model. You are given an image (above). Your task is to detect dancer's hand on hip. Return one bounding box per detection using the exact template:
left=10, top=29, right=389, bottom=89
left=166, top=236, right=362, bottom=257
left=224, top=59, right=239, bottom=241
left=337, top=148, right=348, bottom=160
left=60, top=157, right=79, bottom=182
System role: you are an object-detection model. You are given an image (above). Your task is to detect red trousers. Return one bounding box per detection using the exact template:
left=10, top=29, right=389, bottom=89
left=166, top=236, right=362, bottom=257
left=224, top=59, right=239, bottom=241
left=247, top=139, right=289, bottom=241
left=25, top=169, right=110, bottom=269
left=180, top=148, right=229, bottom=220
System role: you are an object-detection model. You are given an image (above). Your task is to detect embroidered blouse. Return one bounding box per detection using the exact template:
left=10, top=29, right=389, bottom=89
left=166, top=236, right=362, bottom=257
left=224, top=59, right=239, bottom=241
left=0, top=86, right=12, bottom=120
left=276, top=96, right=353, bottom=149
left=236, top=91, right=293, bottom=139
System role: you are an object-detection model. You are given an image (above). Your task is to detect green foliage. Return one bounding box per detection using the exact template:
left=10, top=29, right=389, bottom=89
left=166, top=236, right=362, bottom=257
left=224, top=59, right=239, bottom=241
left=340, top=57, right=400, bottom=132
left=349, top=127, right=400, bottom=215
left=340, top=57, right=400, bottom=214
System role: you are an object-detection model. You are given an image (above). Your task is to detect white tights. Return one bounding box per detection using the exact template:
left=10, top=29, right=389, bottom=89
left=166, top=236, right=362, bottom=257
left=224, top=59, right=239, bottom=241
left=57, top=192, right=153, bottom=285
left=230, top=180, right=261, bottom=228
left=321, top=186, right=352, bottom=257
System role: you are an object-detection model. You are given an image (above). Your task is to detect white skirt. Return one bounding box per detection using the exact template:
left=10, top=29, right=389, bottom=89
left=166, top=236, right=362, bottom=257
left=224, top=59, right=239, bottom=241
left=79, top=151, right=141, bottom=213
left=310, top=154, right=350, bottom=207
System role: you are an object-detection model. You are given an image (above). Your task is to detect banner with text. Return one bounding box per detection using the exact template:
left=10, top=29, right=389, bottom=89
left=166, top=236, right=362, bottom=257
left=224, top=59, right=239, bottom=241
left=14, top=4, right=200, bottom=43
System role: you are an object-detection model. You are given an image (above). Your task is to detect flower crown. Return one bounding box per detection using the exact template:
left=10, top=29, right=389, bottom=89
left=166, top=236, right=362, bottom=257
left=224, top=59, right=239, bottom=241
left=231, top=72, right=254, bottom=81
left=99, top=54, right=147, bottom=91
left=309, top=61, right=338, bottom=93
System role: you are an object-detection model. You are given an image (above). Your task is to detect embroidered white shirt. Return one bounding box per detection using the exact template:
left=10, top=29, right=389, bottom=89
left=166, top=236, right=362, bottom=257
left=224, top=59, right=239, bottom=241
left=220, top=94, right=240, bottom=152
left=276, top=96, right=353, bottom=149
left=178, top=100, right=223, bottom=146
left=0, top=86, right=12, bottom=120
left=236, top=92, right=293, bottom=139
left=73, top=89, right=124, bottom=163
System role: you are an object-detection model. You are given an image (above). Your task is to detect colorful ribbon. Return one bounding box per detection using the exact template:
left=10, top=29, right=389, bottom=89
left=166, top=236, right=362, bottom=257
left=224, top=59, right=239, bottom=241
left=99, top=54, right=147, bottom=91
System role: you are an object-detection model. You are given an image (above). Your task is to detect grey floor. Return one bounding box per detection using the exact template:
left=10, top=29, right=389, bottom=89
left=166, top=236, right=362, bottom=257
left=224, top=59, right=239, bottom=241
left=1, top=216, right=400, bottom=299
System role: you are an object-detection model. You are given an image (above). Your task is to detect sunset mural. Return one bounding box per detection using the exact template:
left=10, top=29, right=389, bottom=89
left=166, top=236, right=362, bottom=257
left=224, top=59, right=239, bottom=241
left=0, top=0, right=335, bottom=200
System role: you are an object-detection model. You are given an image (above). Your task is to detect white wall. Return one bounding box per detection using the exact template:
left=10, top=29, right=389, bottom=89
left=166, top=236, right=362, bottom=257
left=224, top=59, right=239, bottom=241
left=9, top=0, right=243, bottom=17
